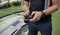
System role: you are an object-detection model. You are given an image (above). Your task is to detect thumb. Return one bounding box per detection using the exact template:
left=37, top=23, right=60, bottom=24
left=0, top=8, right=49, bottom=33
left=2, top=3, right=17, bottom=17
left=31, top=12, right=36, bottom=15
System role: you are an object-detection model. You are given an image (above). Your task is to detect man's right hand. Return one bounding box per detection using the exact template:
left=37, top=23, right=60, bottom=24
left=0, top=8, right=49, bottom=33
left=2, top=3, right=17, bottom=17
left=23, top=12, right=30, bottom=21
left=24, top=12, right=30, bottom=16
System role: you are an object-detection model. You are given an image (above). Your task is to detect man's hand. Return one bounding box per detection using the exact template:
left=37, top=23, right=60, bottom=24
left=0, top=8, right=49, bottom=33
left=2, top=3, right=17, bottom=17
left=24, top=11, right=30, bottom=16
left=29, top=11, right=42, bottom=22
left=23, top=11, right=30, bottom=21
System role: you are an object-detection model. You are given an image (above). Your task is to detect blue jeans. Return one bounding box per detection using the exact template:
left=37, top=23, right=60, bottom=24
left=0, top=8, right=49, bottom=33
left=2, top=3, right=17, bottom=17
left=27, top=21, right=52, bottom=35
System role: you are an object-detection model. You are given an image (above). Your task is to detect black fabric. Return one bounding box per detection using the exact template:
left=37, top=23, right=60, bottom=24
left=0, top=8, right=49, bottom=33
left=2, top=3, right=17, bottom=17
left=29, top=0, right=45, bottom=12
left=25, top=0, right=52, bottom=6
left=25, top=0, right=29, bottom=2
left=29, top=0, right=52, bottom=12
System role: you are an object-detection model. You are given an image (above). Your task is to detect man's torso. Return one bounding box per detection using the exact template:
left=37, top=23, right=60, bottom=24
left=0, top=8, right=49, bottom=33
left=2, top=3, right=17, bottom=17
left=25, top=0, right=52, bottom=23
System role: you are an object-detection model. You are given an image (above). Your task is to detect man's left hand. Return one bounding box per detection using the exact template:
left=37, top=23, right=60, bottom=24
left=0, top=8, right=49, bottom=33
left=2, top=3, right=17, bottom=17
left=29, top=11, right=42, bottom=22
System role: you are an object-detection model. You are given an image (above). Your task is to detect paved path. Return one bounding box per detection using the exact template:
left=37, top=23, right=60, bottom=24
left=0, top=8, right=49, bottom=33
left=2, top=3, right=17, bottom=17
left=0, top=12, right=25, bottom=31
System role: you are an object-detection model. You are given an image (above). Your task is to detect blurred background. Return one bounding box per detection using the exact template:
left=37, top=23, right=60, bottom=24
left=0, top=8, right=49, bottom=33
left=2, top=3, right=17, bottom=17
left=0, top=0, right=60, bottom=35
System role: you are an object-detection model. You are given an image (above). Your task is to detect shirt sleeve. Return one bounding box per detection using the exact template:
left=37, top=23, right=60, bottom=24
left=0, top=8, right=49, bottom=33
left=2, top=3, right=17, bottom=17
left=25, top=0, right=29, bottom=2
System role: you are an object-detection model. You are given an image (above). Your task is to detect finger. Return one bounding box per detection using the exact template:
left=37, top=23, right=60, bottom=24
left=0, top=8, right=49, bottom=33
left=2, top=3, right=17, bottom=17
left=31, top=12, right=36, bottom=15
left=24, top=12, right=29, bottom=16
left=23, top=16, right=29, bottom=21
left=34, top=12, right=40, bottom=21
left=34, top=12, right=41, bottom=21
left=29, top=14, right=37, bottom=22
left=30, top=12, right=40, bottom=22
left=29, top=19, right=35, bottom=22
left=23, top=16, right=25, bottom=21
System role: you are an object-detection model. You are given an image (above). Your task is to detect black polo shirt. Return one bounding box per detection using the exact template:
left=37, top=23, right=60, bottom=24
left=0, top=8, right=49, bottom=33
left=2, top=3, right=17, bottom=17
left=25, top=0, right=52, bottom=23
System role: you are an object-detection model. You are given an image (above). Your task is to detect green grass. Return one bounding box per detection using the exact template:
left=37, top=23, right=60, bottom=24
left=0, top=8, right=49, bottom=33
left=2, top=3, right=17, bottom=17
left=52, top=8, right=60, bottom=35
left=0, top=0, right=24, bottom=17
left=38, top=8, right=60, bottom=35
left=0, top=6, right=23, bottom=17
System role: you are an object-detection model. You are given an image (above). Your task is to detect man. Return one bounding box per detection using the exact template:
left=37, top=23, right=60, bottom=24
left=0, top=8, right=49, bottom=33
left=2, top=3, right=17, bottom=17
left=23, top=0, right=59, bottom=35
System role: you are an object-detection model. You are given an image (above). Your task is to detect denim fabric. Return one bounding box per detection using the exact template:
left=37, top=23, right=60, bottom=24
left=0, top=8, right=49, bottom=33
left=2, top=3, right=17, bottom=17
left=27, top=21, right=52, bottom=35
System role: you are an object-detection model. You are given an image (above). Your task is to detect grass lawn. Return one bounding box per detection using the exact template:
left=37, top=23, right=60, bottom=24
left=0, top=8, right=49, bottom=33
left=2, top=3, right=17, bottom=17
left=38, top=8, right=60, bottom=35
left=52, top=8, right=60, bottom=35
left=0, top=6, right=23, bottom=17
left=0, top=0, right=24, bottom=17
